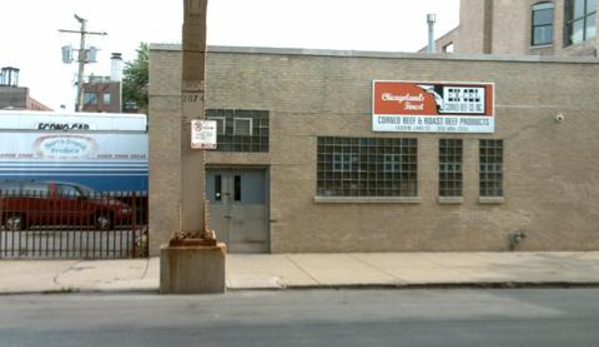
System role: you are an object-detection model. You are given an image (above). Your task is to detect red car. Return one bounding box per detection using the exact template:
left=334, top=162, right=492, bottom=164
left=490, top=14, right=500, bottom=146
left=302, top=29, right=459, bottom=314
left=0, top=181, right=133, bottom=231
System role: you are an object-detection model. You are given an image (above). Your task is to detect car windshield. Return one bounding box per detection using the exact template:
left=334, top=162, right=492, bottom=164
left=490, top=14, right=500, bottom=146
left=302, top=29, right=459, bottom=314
left=75, top=184, right=96, bottom=196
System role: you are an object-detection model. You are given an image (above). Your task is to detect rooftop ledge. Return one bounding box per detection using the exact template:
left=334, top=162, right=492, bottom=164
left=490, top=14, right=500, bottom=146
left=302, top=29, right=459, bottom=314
left=150, top=44, right=599, bottom=64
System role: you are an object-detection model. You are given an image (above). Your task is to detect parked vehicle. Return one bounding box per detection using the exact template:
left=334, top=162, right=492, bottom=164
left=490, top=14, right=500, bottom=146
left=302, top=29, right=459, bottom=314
left=0, top=110, right=148, bottom=192
left=0, top=180, right=133, bottom=231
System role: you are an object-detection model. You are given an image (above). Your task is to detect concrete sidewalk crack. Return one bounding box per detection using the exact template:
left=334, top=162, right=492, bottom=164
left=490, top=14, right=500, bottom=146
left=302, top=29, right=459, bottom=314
left=349, top=254, right=406, bottom=284
left=53, top=261, right=82, bottom=287
left=140, top=258, right=150, bottom=279
left=285, top=255, right=321, bottom=285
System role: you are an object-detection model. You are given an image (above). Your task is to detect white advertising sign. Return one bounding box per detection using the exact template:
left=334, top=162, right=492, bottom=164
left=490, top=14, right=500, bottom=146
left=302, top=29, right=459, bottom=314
left=373, top=80, right=495, bottom=133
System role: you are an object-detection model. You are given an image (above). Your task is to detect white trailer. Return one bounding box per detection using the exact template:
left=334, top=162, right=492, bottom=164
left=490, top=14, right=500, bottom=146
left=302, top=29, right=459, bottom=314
left=0, top=110, right=148, bottom=192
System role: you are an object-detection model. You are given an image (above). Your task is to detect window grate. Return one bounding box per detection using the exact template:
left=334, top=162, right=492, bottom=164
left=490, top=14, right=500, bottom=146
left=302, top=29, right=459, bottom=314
left=206, top=109, right=269, bottom=152
left=479, top=139, right=503, bottom=197
left=317, top=137, right=418, bottom=197
left=439, top=139, right=463, bottom=197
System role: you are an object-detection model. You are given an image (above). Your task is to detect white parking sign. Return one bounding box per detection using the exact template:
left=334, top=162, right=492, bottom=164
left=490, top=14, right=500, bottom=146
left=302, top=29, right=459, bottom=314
left=191, top=119, right=217, bottom=149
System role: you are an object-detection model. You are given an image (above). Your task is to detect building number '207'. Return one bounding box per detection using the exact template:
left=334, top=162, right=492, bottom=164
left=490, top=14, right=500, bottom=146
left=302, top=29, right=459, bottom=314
left=182, top=94, right=199, bottom=103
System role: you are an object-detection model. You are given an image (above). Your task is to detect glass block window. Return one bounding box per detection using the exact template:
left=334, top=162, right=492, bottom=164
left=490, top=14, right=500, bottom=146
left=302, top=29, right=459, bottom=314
left=479, top=139, right=503, bottom=197
left=317, top=137, right=418, bottom=197
left=532, top=2, right=554, bottom=45
left=206, top=109, right=269, bottom=152
left=439, top=139, right=463, bottom=197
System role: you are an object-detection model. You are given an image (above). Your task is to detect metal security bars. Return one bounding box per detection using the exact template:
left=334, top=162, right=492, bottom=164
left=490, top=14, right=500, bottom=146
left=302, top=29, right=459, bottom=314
left=206, top=109, right=269, bottom=152
left=439, top=139, right=463, bottom=197
left=0, top=188, right=148, bottom=259
left=317, top=137, right=418, bottom=197
left=479, top=139, right=504, bottom=197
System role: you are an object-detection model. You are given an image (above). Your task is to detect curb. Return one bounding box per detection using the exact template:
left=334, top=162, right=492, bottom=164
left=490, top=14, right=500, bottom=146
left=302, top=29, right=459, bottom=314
left=224, top=281, right=599, bottom=292
left=4, top=281, right=599, bottom=296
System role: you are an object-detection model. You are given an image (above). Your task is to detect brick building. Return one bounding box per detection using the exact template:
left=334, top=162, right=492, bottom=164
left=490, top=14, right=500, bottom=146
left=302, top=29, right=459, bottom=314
left=430, top=0, right=598, bottom=56
left=148, top=44, right=599, bottom=255
left=0, top=86, right=52, bottom=111
left=81, top=76, right=121, bottom=113
left=422, top=0, right=599, bottom=57
left=0, top=67, right=52, bottom=111
left=80, top=53, right=124, bottom=113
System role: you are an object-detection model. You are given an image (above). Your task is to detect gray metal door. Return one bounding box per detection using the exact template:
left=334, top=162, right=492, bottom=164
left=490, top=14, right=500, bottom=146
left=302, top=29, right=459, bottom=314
left=206, top=168, right=268, bottom=253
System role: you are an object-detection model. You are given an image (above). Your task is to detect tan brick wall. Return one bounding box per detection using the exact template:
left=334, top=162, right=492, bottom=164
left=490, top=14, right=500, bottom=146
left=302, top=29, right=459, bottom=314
left=458, top=0, right=598, bottom=57
left=149, top=45, right=599, bottom=254
left=458, top=0, right=492, bottom=54
left=148, top=49, right=183, bottom=253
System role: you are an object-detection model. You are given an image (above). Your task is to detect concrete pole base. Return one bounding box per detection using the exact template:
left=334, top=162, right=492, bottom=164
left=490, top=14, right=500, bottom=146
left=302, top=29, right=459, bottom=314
left=160, top=242, right=226, bottom=294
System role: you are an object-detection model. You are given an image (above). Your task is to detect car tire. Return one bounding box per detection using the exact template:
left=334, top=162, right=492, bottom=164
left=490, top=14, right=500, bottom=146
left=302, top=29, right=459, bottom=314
left=94, top=213, right=113, bottom=231
left=4, top=214, right=25, bottom=231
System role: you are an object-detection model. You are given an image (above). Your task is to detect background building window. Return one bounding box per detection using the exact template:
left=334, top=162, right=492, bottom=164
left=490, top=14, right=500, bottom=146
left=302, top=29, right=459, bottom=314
left=479, top=139, right=503, bottom=197
left=206, top=109, right=269, bottom=152
left=84, top=93, right=97, bottom=105
left=439, top=139, right=463, bottom=197
left=565, top=0, right=596, bottom=45
left=442, top=42, right=455, bottom=53
left=317, top=137, right=418, bottom=197
left=103, top=93, right=111, bottom=106
left=532, top=2, right=554, bottom=45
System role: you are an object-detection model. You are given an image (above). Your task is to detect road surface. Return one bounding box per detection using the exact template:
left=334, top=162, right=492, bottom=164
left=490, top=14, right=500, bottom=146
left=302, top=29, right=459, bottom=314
left=1, top=289, right=598, bottom=346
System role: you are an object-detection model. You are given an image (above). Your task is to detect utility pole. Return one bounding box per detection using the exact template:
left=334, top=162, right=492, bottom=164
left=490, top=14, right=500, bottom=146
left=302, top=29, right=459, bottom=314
left=59, top=15, right=107, bottom=112
left=172, top=0, right=215, bottom=243
left=160, top=0, right=225, bottom=295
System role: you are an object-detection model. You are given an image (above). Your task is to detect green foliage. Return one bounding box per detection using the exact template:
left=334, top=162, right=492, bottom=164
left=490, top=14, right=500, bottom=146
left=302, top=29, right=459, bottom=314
left=122, top=42, right=149, bottom=113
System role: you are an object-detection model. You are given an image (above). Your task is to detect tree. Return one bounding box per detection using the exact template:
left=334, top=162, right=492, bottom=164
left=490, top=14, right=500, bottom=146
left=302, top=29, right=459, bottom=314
left=122, top=42, right=149, bottom=113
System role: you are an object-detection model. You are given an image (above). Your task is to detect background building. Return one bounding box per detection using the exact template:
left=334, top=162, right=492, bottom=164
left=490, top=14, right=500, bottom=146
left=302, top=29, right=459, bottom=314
left=428, top=0, right=598, bottom=56
left=148, top=45, right=599, bottom=255
left=0, top=67, right=52, bottom=111
left=81, top=76, right=121, bottom=113
left=81, top=53, right=123, bottom=113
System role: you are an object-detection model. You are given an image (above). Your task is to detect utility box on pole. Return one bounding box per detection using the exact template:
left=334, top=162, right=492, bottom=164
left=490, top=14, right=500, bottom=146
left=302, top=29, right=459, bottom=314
left=59, top=15, right=107, bottom=112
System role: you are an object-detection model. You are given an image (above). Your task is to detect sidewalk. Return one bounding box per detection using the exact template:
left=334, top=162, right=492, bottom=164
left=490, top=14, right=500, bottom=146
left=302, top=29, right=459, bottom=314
left=1, top=252, right=599, bottom=294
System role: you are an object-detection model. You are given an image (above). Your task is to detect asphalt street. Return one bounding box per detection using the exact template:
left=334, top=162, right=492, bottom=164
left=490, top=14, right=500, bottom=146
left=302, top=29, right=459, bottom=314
left=1, top=289, right=598, bottom=346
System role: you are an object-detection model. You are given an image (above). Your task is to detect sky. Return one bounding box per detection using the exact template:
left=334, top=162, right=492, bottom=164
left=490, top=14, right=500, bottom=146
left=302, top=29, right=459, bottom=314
left=1, top=0, right=459, bottom=111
